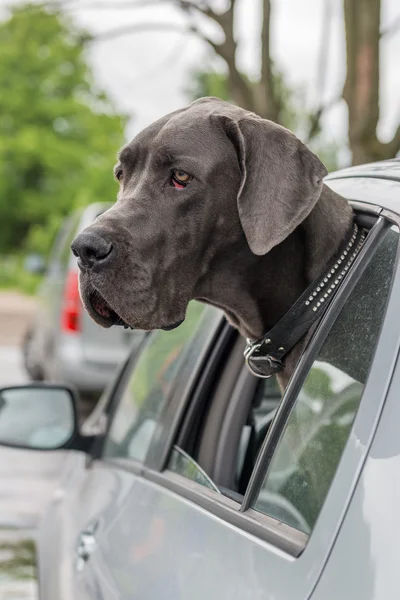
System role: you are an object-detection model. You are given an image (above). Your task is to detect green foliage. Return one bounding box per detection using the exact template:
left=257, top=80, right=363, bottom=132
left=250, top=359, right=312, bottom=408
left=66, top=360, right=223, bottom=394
left=0, top=254, right=42, bottom=295
left=186, top=70, right=232, bottom=104
left=0, top=535, right=36, bottom=580
left=0, top=3, right=126, bottom=255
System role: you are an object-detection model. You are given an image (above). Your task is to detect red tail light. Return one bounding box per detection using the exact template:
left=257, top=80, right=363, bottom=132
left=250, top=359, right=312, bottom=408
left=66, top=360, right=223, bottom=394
left=61, top=270, right=81, bottom=333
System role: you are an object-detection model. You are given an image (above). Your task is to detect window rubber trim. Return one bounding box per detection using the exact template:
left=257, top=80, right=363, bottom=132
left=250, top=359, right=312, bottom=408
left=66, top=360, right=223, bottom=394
left=142, top=467, right=308, bottom=557
left=241, top=214, right=387, bottom=512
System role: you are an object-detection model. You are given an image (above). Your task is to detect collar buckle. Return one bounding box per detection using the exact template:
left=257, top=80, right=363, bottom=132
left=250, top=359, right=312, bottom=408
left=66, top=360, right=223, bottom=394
left=244, top=340, right=283, bottom=379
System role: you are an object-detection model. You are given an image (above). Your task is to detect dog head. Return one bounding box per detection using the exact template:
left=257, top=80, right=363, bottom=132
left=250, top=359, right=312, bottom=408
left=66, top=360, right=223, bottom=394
left=71, top=98, right=327, bottom=331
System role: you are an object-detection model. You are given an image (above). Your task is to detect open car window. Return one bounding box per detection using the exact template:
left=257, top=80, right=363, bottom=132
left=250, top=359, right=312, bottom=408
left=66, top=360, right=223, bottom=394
left=103, top=302, right=220, bottom=463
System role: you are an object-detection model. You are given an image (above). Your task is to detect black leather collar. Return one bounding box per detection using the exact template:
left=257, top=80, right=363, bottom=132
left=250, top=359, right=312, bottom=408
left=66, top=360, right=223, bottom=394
left=244, top=221, right=367, bottom=378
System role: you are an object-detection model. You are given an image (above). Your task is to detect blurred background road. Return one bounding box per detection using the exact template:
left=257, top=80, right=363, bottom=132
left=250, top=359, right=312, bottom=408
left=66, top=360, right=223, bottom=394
left=0, top=291, right=34, bottom=385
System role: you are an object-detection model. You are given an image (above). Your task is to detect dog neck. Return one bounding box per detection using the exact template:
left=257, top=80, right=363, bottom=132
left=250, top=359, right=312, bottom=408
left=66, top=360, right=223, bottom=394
left=195, top=185, right=354, bottom=342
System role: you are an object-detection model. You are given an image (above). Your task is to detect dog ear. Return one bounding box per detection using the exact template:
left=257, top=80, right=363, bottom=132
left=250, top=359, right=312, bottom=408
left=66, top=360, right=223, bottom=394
left=223, top=114, right=327, bottom=255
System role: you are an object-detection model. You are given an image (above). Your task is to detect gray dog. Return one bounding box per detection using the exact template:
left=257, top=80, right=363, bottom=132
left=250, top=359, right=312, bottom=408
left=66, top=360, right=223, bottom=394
left=71, top=97, right=353, bottom=385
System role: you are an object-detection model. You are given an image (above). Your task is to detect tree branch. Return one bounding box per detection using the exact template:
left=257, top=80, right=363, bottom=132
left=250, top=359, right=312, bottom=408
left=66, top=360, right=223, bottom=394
left=90, top=21, right=188, bottom=42
left=255, top=0, right=278, bottom=120
left=177, top=1, right=224, bottom=24
left=210, top=1, right=255, bottom=111
left=305, top=0, right=334, bottom=141
left=56, top=0, right=224, bottom=24
left=89, top=19, right=224, bottom=59
left=72, top=0, right=254, bottom=111
left=305, top=94, right=342, bottom=142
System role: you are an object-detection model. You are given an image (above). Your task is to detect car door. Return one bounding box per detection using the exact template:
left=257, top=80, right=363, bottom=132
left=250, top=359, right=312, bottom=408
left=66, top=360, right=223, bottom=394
left=37, top=300, right=223, bottom=600
left=76, top=207, right=400, bottom=600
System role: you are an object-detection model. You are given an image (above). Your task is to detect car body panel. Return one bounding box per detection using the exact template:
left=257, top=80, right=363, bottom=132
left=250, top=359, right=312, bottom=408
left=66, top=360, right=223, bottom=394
left=326, top=157, right=400, bottom=205
left=37, top=452, right=134, bottom=600
left=81, top=463, right=298, bottom=600
left=326, top=158, right=400, bottom=182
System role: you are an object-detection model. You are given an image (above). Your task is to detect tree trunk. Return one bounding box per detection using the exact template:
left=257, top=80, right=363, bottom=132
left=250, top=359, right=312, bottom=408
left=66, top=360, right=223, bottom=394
left=343, top=0, right=399, bottom=164
left=214, top=6, right=256, bottom=113
left=253, top=0, right=280, bottom=122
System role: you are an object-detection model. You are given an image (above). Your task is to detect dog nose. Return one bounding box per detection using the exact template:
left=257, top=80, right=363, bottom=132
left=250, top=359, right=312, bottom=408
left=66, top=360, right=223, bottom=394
left=71, top=231, right=113, bottom=269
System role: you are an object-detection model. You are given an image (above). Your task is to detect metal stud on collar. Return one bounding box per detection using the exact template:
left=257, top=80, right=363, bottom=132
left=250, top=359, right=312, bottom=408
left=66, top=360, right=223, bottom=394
left=305, top=223, right=365, bottom=315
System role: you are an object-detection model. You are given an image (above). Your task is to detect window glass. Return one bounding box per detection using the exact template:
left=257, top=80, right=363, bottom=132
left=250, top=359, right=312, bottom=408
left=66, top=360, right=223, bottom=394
left=253, top=226, right=398, bottom=534
left=103, top=302, right=220, bottom=462
left=169, top=446, right=220, bottom=492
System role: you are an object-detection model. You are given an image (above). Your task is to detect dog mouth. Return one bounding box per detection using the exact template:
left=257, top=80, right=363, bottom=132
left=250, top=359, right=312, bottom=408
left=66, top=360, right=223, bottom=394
left=88, top=288, right=184, bottom=332
left=89, top=289, right=132, bottom=329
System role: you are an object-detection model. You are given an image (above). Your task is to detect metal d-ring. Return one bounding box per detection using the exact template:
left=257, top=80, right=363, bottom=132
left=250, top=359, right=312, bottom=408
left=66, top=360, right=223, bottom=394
left=244, top=342, right=278, bottom=379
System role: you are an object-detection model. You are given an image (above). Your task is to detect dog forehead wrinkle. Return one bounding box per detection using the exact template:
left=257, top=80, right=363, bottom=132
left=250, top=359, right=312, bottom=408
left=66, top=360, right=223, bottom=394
left=118, top=145, right=138, bottom=165
left=123, top=105, right=235, bottom=179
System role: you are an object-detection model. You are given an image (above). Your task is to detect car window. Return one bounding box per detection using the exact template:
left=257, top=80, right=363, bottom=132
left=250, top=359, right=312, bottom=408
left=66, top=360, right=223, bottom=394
left=253, top=225, right=399, bottom=533
left=103, top=301, right=219, bottom=462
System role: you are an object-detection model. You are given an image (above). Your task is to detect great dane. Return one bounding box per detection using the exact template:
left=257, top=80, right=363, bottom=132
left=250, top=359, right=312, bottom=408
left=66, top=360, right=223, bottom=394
left=71, top=98, right=353, bottom=386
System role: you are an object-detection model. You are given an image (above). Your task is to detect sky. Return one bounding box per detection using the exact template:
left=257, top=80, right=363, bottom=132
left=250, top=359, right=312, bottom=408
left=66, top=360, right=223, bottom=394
left=1, top=0, right=399, bottom=166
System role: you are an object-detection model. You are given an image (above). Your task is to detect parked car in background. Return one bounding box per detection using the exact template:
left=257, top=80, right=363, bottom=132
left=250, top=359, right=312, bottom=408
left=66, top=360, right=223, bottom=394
left=23, top=202, right=144, bottom=403
left=2, top=160, right=400, bottom=599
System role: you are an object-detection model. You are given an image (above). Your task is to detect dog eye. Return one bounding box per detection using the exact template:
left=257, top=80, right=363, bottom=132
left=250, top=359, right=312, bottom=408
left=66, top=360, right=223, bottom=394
left=115, top=168, right=123, bottom=182
left=171, top=169, right=191, bottom=189
left=173, top=169, right=190, bottom=183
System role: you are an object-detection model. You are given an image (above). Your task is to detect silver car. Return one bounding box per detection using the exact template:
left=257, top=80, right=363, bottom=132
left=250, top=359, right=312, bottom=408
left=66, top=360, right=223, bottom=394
left=1, top=159, right=400, bottom=599
left=23, top=203, right=143, bottom=401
